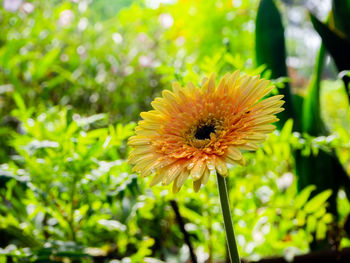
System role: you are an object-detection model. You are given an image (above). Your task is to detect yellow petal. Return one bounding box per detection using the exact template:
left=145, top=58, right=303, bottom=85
left=128, top=136, right=150, bottom=146
left=135, top=127, right=158, bottom=136
left=201, top=77, right=209, bottom=87
left=227, top=146, right=243, bottom=160
left=250, top=115, right=279, bottom=125
left=190, top=161, right=206, bottom=181
left=172, top=181, right=181, bottom=194
left=237, top=143, right=259, bottom=151
left=129, top=153, right=155, bottom=166
left=149, top=172, right=165, bottom=187
left=215, top=157, right=228, bottom=176
left=228, top=70, right=240, bottom=89
left=151, top=100, right=170, bottom=116
left=138, top=120, right=160, bottom=130
left=201, top=168, right=210, bottom=185
left=128, top=146, right=152, bottom=157
left=245, top=133, right=267, bottom=141
left=250, top=124, right=276, bottom=133
left=202, top=73, right=215, bottom=94
left=162, top=90, right=180, bottom=107
left=176, top=170, right=189, bottom=188
left=162, top=162, right=183, bottom=185
left=259, top=107, right=285, bottom=115
left=206, top=157, right=216, bottom=171
left=253, top=97, right=285, bottom=111
left=193, top=179, right=201, bottom=192
left=172, top=82, right=182, bottom=94
left=172, top=170, right=189, bottom=193
left=140, top=159, right=163, bottom=178
left=225, top=154, right=246, bottom=166
left=216, top=75, right=227, bottom=94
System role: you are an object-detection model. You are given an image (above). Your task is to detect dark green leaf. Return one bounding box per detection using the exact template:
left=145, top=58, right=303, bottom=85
left=255, top=0, right=295, bottom=127
left=301, top=44, right=326, bottom=135
left=310, top=12, right=350, bottom=72
left=332, top=0, right=350, bottom=40
left=310, top=12, right=350, bottom=100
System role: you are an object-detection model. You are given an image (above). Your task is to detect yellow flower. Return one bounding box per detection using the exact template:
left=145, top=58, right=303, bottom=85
left=128, top=71, right=284, bottom=193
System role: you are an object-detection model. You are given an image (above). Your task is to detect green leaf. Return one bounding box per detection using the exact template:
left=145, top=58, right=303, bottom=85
left=32, top=48, right=60, bottom=80
left=321, top=213, right=333, bottom=224
left=307, top=215, right=317, bottom=232
left=280, top=119, right=293, bottom=141
left=13, top=92, right=26, bottom=112
left=295, top=148, right=347, bottom=217
left=294, top=185, right=316, bottom=209
left=301, top=44, right=326, bottom=135
left=256, top=0, right=287, bottom=78
left=296, top=211, right=306, bottom=226
left=332, top=0, right=350, bottom=40
left=310, top=12, right=350, bottom=73
left=255, top=0, right=295, bottom=127
left=310, top=12, right=350, bottom=100
left=313, top=207, right=326, bottom=219
left=304, top=190, right=332, bottom=213
left=297, top=40, right=350, bottom=217
left=316, top=222, right=327, bottom=240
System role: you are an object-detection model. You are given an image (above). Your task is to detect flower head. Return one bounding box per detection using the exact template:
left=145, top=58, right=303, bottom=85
left=128, top=71, right=284, bottom=193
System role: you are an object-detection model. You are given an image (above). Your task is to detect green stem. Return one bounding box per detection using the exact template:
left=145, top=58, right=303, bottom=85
left=216, top=173, right=240, bottom=263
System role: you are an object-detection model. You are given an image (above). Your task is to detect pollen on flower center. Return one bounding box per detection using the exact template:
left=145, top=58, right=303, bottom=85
left=194, top=124, right=215, bottom=140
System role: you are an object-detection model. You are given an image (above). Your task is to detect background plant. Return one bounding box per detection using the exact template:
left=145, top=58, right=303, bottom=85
left=0, top=0, right=350, bottom=262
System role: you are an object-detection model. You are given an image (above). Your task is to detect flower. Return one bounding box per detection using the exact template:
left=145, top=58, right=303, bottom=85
left=128, top=71, right=284, bottom=193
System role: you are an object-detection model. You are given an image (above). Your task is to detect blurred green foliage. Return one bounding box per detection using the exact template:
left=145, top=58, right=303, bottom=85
left=0, top=0, right=350, bottom=262
left=255, top=0, right=295, bottom=128
left=255, top=0, right=350, bottom=244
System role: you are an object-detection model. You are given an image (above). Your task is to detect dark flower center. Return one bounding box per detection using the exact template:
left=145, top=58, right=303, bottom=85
left=194, top=124, right=215, bottom=140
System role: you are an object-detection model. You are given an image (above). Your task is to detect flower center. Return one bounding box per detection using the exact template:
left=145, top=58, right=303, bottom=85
left=194, top=124, right=215, bottom=140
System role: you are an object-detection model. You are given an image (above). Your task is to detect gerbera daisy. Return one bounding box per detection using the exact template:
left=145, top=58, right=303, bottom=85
left=128, top=71, right=284, bottom=193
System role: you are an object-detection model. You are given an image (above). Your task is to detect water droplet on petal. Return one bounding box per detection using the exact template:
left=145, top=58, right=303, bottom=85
left=207, top=164, right=215, bottom=170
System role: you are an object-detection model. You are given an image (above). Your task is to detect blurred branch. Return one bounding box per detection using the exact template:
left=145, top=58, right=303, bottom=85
left=170, top=200, right=197, bottom=263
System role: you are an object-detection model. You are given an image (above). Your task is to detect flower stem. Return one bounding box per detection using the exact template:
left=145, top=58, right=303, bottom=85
left=216, top=173, right=240, bottom=263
